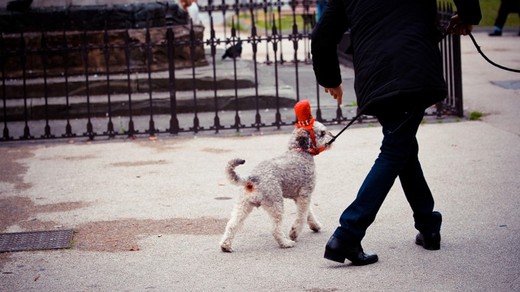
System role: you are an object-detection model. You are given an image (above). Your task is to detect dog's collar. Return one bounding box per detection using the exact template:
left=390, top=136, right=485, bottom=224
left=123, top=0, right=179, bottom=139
left=296, top=118, right=314, bottom=128
left=294, top=117, right=326, bottom=155
left=294, top=129, right=326, bottom=156
left=308, top=145, right=326, bottom=155
left=295, top=146, right=325, bottom=156
left=306, top=127, right=326, bottom=156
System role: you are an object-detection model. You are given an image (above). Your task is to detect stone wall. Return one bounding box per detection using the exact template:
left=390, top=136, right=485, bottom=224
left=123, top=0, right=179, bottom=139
left=1, top=1, right=207, bottom=78
left=0, top=2, right=188, bottom=32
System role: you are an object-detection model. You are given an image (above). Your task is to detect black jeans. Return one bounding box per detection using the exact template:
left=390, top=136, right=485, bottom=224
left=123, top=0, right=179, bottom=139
left=494, top=0, right=520, bottom=29
left=334, top=109, right=440, bottom=243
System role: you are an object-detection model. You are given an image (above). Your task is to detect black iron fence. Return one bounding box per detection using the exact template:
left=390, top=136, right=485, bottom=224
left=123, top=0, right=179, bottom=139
left=0, top=0, right=461, bottom=142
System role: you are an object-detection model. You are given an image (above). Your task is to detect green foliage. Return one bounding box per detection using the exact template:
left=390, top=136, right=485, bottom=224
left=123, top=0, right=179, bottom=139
left=439, top=0, right=520, bottom=27
left=479, top=0, right=520, bottom=27
left=226, top=12, right=306, bottom=32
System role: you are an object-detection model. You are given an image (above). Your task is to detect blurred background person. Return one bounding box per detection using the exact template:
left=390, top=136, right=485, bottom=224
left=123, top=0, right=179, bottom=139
left=489, top=0, right=520, bottom=36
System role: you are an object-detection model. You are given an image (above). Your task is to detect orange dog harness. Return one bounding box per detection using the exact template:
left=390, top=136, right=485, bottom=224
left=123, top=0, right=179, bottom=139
left=294, top=100, right=326, bottom=155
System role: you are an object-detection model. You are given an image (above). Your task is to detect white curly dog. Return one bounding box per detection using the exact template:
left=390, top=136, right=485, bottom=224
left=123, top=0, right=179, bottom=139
left=220, top=100, right=334, bottom=252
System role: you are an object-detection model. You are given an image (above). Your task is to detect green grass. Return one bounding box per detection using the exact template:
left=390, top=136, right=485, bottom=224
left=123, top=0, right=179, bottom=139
left=228, top=1, right=519, bottom=31
left=226, top=12, right=306, bottom=32
left=442, top=0, right=520, bottom=27
left=469, top=111, right=484, bottom=120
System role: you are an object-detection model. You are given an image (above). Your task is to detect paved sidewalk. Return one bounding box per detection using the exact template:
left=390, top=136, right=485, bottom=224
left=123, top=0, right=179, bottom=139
left=0, top=32, right=519, bottom=291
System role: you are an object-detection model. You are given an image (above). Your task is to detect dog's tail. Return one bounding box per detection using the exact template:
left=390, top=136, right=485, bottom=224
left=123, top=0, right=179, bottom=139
left=226, top=158, right=247, bottom=186
left=227, top=158, right=258, bottom=193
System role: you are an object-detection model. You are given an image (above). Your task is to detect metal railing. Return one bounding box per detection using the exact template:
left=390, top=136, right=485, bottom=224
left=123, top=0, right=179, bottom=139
left=0, top=0, right=461, bottom=142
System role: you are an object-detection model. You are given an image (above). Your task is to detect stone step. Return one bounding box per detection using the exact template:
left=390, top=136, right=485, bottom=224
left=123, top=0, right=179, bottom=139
left=1, top=85, right=295, bottom=121
left=1, top=54, right=302, bottom=121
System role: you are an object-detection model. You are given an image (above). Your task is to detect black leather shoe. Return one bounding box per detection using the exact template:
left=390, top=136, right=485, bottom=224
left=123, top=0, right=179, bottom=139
left=324, top=235, right=378, bottom=266
left=489, top=30, right=502, bottom=36
left=415, top=232, right=441, bottom=250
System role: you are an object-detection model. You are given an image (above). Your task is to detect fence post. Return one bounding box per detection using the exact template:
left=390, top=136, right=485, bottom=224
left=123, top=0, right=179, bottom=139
left=189, top=20, right=202, bottom=133
left=0, top=33, right=12, bottom=140
left=102, top=25, right=115, bottom=137
left=39, top=31, right=54, bottom=138
left=263, top=0, right=271, bottom=64
left=228, top=18, right=243, bottom=131
left=61, top=28, right=75, bottom=138
left=270, top=14, right=283, bottom=129
left=166, top=23, right=180, bottom=134
left=81, top=29, right=95, bottom=139
left=206, top=7, right=222, bottom=133
left=452, top=34, right=463, bottom=117
left=144, top=23, right=157, bottom=136
left=123, top=29, right=136, bottom=137
left=290, top=0, right=300, bottom=105
left=20, top=32, right=33, bottom=140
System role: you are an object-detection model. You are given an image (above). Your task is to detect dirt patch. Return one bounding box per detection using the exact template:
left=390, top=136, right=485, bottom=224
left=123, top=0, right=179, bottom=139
left=73, top=217, right=227, bottom=252
left=0, top=253, right=11, bottom=272
left=133, top=139, right=184, bottom=153
left=0, top=196, right=87, bottom=232
left=202, top=148, right=231, bottom=154
left=0, top=147, right=35, bottom=191
left=33, top=201, right=88, bottom=214
left=304, top=289, right=339, bottom=292
left=132, top=139, right=233, bottom=154
left=39, top=154, right=97, bottom=161
left=110, top=160, right=168, bottom=167
left=0, top=196, right=227, bottom=256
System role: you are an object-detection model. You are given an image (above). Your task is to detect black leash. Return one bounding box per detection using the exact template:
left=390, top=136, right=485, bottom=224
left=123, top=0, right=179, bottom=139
left=325, top=110, right=364, bottom=146
left=467, top=32, right=520, bottom=73
left=326, top=31, right=519, bottom=146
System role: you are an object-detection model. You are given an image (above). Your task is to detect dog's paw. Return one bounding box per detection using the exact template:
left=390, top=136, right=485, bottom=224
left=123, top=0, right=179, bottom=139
left=220, top=241, right=234, bottom=252
left=220, top=244, right=233, bottom=253
left=309, top=221, right=322, bottom=232
left=289, top=229, right=300, bottom=241
left=279, top=239, right=296, bottom=248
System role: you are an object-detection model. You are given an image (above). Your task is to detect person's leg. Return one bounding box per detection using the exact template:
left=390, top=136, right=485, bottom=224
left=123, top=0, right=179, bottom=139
left=515, top=0, right=520, bottom=35
left=334, top=109, right=425, bottom=243
left=398, top=140, right=438, bottom=231
left=391, top=113, right=443, bottom=250
left=495, top=3, right=510, bottom=28
left=491, top=0, right=514, bottom=35
left=325, top=109, right=425, bottom=264
left=397, top=138, right=442, bottom=250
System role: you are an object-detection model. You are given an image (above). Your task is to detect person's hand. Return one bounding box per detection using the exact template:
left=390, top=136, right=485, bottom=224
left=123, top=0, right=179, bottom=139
left=447, top=14, right=473, bottom=36
left=324, top=84, right=343, bottom=105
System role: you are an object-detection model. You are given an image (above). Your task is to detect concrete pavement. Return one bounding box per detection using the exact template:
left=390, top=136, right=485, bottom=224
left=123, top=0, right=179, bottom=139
left=0, top=31, right=519, bottom=291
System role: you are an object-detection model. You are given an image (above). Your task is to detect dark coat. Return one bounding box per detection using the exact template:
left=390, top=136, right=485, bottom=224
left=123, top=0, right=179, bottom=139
left=311, top=0, right=481, bottom=115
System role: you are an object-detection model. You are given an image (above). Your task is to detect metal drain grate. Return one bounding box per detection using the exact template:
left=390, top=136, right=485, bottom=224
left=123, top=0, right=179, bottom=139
left=0, top=229, right=73, bottom=252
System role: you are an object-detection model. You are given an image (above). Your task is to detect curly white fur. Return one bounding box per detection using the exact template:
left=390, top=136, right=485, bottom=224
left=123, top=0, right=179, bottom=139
left=220, top=121, right=334, bottom=252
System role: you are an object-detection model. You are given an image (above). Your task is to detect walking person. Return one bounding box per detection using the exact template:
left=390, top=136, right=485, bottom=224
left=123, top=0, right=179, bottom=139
left=316, top=0, right=329, bottom=22
left=311, top=0, right=481, bottom=266
left=179, top=0, right=201, bottom=25
left=489, top=0, right=520, bottom=36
